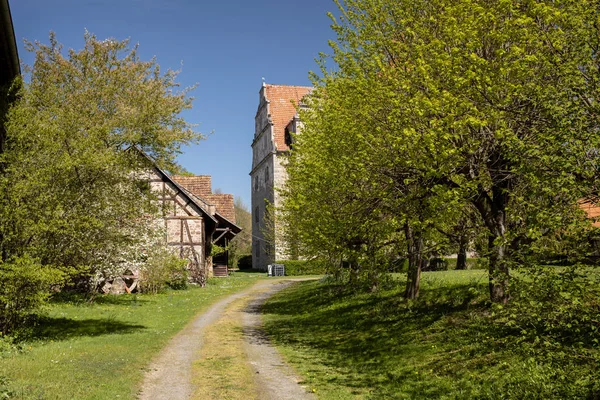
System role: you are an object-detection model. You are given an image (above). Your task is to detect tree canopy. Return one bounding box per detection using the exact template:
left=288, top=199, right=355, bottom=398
left=1, top=31, right=202, bottom=285
left=279, top=0, right=600, bottom=301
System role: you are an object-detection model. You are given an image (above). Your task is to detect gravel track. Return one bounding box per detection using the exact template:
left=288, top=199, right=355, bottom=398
left=242, top=281, right=316, bottom=400
left=138, top=278, right=315, bottom=400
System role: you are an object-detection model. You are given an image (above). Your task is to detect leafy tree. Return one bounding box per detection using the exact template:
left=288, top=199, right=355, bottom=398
left=281, top=0, right=600, bottom=302
left=1, top=32, right=201, bottom=290
left=228, top=196, right=252, bottom=268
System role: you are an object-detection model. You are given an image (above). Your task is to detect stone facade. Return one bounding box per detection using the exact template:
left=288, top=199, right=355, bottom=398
left=250, top=83, right=311, bottom=270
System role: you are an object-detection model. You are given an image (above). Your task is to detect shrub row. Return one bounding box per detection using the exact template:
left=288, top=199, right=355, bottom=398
left=275, top=260, right=328, bottom=276
left=237, top=254, right=253, bottom=270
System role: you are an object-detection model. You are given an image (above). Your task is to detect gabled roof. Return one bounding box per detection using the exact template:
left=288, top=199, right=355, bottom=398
left=171, top=175, right=212, bottom=197
left=130, top=148, right=241, bottom=237
left=264, top=84, right=312, bottom=152
left=172, top=176, right=238, bottom=227
left=0, top=0, right=20, bottom=86
left=203, top=194, right=235, bottom=222
left=132, top=148, right=218, bottom=227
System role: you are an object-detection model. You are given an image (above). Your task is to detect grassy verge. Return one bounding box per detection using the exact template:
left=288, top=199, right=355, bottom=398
left=191, top=294, right=258, bottom=400
left=262, top=270, right=600, bottom=399
left=0, top=272, right=263, bottom=399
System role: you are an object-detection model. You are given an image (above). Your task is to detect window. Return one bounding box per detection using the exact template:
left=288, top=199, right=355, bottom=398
left=255, top=206, right=259, bottom=223
left=265, top=166, right=269, bottom=183
left=285, top=127, right=294, bottom=149
left=254, top=176, right=258, bottom=191
left=256, top=245, right=259, bottom=258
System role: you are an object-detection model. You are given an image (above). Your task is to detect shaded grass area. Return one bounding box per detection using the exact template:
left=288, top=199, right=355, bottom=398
left=262, top=270, right=600, bottom=399
left=0, top=273, right=263, bottom=399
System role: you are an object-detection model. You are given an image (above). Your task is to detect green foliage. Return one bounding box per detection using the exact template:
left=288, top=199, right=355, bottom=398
left=279, top=0, right=600, bottom=302
left=423, top=257, right=449, bottom=272
left=496, top=265, right=600, bottom=349
left=138, top=248, right=188, bottom=294
left=275, top=260, right=328, bottom=276
left=263, top=271, right=600, bottom=399
left=0, top=32, right=202, bottom=289
left=228, top=197, right=252, bottom=268
left=237, top=255, right=253, bottom=270
left=0, top=273, right=263, bottom=399
left=0, top=375, right=14, bottom=400
left=210, top=244, right=227, bottom=257
left=0, top=257, right=65, bottom=334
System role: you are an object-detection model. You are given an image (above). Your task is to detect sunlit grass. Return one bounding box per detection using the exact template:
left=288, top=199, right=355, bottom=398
left=0, top=273, right=263, bottom=399
left=262, top=270, right=600, bottom=399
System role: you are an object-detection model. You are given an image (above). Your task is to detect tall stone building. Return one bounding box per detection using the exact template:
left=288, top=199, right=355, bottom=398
left=250, top=83, right=311, bottom=270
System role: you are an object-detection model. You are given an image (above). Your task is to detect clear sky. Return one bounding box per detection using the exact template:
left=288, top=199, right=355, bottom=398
left=10, top=0, right=337, bottom=208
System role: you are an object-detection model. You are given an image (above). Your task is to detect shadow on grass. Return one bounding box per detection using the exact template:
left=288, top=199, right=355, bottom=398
left=230, top=268, right=264, bottom=274
left=50, top=292, right=151, bottom=306
left=260, top=280, right=510, bottom=398
left=24, top=316, right=146, bottom=342
left=262, top=277, right=600, bottom=399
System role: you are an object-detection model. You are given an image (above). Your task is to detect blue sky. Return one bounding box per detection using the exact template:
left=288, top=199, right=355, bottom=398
left=10, top=0, right=337, bottom=208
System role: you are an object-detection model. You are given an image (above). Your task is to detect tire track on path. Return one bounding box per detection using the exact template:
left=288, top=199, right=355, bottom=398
left=138, top=278, right=315, bottom=400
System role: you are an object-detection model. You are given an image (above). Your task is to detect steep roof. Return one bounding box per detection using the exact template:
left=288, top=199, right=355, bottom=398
left=264, top=84, right=312, bottom=152
left=132, top=148, right=218, bottom=228
left=172, top=176, right=237, bottom=224
left=0, top=0, right=20, bottom=86
left=171, top=175, right=212, bottom=197
left=204, top=194, right=235, bottom=222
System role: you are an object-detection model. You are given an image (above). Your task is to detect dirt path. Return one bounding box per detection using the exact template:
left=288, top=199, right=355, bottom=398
left=242, top=281, right=316, bottom=400
left=138, top=278, right=315, bottom=400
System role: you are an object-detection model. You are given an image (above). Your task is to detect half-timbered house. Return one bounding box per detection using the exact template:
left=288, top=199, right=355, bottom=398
left=137, top=150, right=241, bottom=283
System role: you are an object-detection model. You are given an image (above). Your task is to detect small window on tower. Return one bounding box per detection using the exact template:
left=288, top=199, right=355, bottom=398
left=255, top=206, right=259, bottom=223
left=265, top=166, right=269, bottom=183
left=285, top=126, right=293, bottom=149
left=254, top=176, right=258, bottom=191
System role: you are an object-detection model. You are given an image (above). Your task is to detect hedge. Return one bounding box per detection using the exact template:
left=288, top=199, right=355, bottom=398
left=275, top=260, right=327, bottom=276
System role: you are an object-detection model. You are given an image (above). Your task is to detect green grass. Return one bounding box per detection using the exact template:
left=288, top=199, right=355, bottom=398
left=262, top=270, right=600, bottom=399
left=0, top=272, right=263, bottom=399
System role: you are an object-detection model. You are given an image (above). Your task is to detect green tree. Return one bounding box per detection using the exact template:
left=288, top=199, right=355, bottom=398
left=1, top=32, right=201, bottom=287
left=281, top=0, right=600, bottom=302
left=228, top=196, right=252, bottom=268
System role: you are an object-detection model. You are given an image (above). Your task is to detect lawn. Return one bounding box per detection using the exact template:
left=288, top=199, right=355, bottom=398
left=0, top=272, right=263, bottom=399
left=262, top=269, right=600, bottom=399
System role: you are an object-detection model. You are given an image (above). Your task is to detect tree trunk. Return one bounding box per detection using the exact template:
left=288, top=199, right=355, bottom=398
left=473, top=179, right=511, bottom=304
left=456, top=234, right=468, bottom=270
left=404, top=223, right=423, bottom=299
left=488, top=233, right=510, bottom=304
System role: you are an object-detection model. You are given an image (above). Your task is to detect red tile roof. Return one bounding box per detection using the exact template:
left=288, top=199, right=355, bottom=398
left=204, top=194, right=236, bottom=222
left=580, top=200, right=600, bottom=227
left=172, top=176, right=212, bottom=197
left=264, top=84, right=312, bottom=152
left=172, top=175, right=236, bottom=223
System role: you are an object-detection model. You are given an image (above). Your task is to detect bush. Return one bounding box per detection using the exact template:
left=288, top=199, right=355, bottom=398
left=138, top=248, right=188, bottom=294
left=423, top=257, right=449, bottom=271
left=388, top=258, right=408, bottom=273
left=0, top=256, right=64, bottom=334
left=237, top=255, right=252, bottom=270
left=276, top=259, right=327, bottom=276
